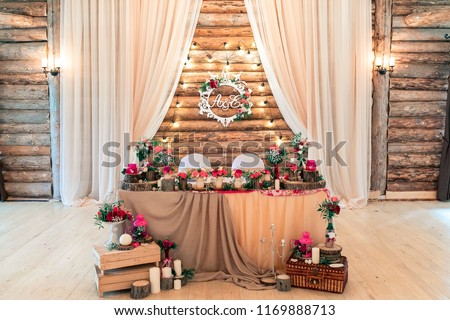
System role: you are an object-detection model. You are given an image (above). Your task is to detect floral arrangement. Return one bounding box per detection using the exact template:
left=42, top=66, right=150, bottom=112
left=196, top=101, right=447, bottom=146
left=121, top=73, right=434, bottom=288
left=94, top=200, right=133, bottom=229
left=317, top=196, right=341, bottom=221
left=290, top=132, right=309, bottom=165
left=287, top=162, right=299, bottom=173
left=161, top=165, right=175, bottom=176
left=153, top=145, right=174, bottom=166
left=235, top=90, right=252, bottom=121
left=156, top=237, right=177, bottom=251
left=265, top=145, right=288, bottom=165
left=130, top=214, right=152, bottom=245
left=248, top=170, right=262, bottom=180
left=292, top=239, right=303, bottom=258
left=191, top=168, right=209, bottom=179
left=233, top=169, right=243, bottom=179
left=134, top=137, right=156, bottom=162
left=142, top=162, right=156, bottom=172
left=177, top=172, right=188, bottom=179
left=212, top=167, right=227, bottom=177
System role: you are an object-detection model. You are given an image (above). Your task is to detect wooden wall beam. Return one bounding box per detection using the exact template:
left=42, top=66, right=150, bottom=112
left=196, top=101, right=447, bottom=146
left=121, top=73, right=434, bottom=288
left=371, top=0, right=392, bottom=194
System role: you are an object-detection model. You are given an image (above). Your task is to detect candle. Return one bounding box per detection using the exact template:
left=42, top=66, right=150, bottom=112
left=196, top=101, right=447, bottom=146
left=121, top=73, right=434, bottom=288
left=312, top=247, right=320, bottom=264
left=275, top=179, right=280, bottom=190
left=174, top=259, right=182, bottom=277
left=389, top=57, right=395, bottom=67
left=375, top=56, right=382, bottom=67
left=149, top=267, right=160, bottom=294
left=157, top=179, right=162, bottom=188
left=174, top=279, right=181, bottom=290
left=281, top=239, right=285, bottom=247
left=41, top=58, right=48, bottom=68
left=162, top=267, right=172, bottom=278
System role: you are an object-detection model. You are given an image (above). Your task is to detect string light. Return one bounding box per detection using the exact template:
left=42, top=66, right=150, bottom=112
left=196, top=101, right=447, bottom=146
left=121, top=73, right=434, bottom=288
left=207, top=54, right=213, bottom=62
left=192, top=42, right=197, bottom=48
left=252, top=41, right=256, bottom=47
left=237, top=46, right=244, bottom=56
left=259, top=82, right=265, bottom=91
left=268, top=119, right=274, bottom=127
left=176, top=101, right=180, bottom=107
left=162, top=136, right=168, bottom=143
left=246, top=49, right=252, bottom=59
left=172, top=120, right=180, bottom=128
left=225, top=60, right=230, bottom=69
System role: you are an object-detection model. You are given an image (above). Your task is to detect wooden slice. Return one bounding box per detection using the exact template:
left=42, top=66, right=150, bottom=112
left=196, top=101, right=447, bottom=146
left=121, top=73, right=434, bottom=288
left=261, top=276, right=277, bottom=286
left=130, top=280, right=150, bottom=299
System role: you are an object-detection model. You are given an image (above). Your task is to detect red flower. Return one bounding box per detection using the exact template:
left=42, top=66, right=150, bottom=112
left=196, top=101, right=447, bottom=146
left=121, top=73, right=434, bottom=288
left=178, top=172, right=187, bottom=179
left=333, top=205, right=341, bottom=214
left=237, top=108, right=243, bottom=114
left=106, top=212, right=113, bottom=222
left=162, top=239, right=170, bottom=248
left=234, top=169, right=243, bottom=178
left=191, top=170, right=199, bottom=178
left=284, top=174, right=289, bottom=180
left=163, top=166, right=171, bottom=174
left=245, top=91, right=251, bottom=97
left=210, top=79, right=218, bottom=88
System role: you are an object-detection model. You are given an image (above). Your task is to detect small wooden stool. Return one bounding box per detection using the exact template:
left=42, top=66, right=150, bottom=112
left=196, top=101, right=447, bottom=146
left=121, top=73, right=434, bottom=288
left=276, top=274, right=291, bottom=292
left=130, top=280, right=150, bottom=299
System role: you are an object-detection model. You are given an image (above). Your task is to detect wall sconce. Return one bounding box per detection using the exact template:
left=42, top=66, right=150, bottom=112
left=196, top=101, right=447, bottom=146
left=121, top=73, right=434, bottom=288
left=42, top=58, right=60, bottom=76
left=374, top=56, right=395, bottom=75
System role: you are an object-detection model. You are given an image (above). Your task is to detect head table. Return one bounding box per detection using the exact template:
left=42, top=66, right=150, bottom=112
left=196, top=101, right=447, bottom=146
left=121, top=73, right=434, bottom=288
left=118, top=188, right=328, bottom=290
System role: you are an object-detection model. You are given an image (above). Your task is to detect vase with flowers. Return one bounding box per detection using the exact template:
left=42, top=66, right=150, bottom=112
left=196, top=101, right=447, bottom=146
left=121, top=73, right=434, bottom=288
left=156, top=237, right=177, bottom=267
left=94, top=200, right=133, bottom=250
left=191, top=168, right=208, bottom=190
left=134, top=137, right=156, bottom=163
left=290, top=132, right=309, bottom=166
left=286, top=162, right=299, bottom=181
left=233, top=169, right=244, bottom=189
left=247, top=170, right=262, bottom=189
left=317, top=196, right=341, bottom=247
left=160, top=166, right=175, bottom=191
left=177, top=171, right=188, bottom=191
left=142, top=162, right=157, bottom=181
left=265, top=145, right=288, bottom=179
left=212, top=167, right=227, bottom=189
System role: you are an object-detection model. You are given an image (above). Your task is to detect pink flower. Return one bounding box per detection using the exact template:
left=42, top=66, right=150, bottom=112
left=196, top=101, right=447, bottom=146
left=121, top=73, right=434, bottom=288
left=234, top=169, right=243, bottom=178
left=240, top=99, right=247, bottom=104
left=163, top=166, right=171, bottom=174
left=262, top=169, right=271, bottom=175
left=269, top=146, right=278, bottom=150
left=167, top=148, right=172, bottom=155
left=199, top=170, right=208, bottom=178
left=178, top=172, right=187, bottom=179
left=237, top=108, right=243, bottom=114
left=154, top=145, right=163, bottom=153
left=245, top=91, right=251, bottom=97
left=331, top=196, right=339, bottom=202
left=191, top=170, right=199, bottom=178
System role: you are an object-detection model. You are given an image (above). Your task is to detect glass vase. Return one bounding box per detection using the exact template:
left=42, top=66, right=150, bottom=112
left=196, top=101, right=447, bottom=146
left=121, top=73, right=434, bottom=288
left=214, top=176, right=223, bottom=190
left=325, top=218, right=335, bottom=248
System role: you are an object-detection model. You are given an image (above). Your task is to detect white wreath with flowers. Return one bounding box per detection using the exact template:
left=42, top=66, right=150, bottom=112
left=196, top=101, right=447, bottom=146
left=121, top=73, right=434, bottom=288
left=198, top=70, right=253, bottom=127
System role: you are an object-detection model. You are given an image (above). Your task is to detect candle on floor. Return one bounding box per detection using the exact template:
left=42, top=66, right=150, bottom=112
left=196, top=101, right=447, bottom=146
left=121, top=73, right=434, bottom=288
left=275, top=179, right=280, bottom=190
left=174, top=259, right=182, bottom=277
left=312, top=247, right=320, bottom=264
left=149, top=267, right=160, bottom=294
left=174, top=279, right=182, bottom=290
left=162, top=267, right=172, bottom=278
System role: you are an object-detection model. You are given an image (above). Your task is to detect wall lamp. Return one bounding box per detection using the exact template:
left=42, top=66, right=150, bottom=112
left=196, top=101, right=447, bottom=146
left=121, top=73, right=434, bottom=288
left=42, top=58, right=60, bottom=77
left=374, top=56, right=395, bottom=75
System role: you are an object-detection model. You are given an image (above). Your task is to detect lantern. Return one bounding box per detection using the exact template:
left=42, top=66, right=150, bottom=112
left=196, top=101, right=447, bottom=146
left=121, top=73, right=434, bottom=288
left=299, top=231, right=313, bottom=258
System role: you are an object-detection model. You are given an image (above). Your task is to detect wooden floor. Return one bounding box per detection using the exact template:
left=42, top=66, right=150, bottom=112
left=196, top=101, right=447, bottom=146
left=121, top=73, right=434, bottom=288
left=0, top=200, right=449, bottom=300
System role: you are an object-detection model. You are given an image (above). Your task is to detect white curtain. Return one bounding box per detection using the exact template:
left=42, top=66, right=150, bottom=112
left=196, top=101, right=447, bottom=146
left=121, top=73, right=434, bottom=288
left=60, top=0, right=201, bottom=205
left=245, top=0, right=372, bottom=207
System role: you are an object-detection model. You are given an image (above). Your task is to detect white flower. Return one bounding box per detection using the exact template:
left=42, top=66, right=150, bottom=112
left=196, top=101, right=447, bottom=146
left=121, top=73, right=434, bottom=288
left=143, top=167, right=148, bottom=173
left=327, top=232, right=336, bottom=238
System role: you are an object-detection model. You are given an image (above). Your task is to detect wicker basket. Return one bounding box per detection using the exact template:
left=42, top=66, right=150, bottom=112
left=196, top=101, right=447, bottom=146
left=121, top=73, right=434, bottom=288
left=286, top=254, right=348, bottom=293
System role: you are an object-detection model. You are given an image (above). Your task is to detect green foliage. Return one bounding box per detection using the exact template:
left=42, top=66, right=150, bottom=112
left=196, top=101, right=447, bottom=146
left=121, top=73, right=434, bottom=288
left=182, top=268, right=196, bottom=280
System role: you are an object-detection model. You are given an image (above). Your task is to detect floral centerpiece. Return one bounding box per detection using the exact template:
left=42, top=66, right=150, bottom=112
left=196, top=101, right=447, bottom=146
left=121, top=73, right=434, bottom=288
left=160, top=165, right=176, bottom=191
left=290, top=132, right=309, bottom=165
left=156, top=237, right=177, bottom=267
left=212, top=167, right=227, bottom=189
left=142, top=162, right=157, bottom=181
left=244, top=170, right=262, bottom=189
left=191, top=168, right=209, bottom=190
left=265, top=145, right=288, bottom=179
left=233, top=169, right=244, bottom=189
left=153, top=145, right=174, bottom=166
left=130, top=214, right=152, bottom=246
left=317, top=196, right=341, bottom=247
left=134, top=137, right=156, bottom=162
left=177, top=171, right=188, bottom=191
left=286, top=162, right=299, bottom=181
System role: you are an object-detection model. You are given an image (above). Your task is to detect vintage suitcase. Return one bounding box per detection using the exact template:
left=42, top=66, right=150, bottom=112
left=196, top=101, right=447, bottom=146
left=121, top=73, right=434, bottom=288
left=285, top=255, right=348, bottom=293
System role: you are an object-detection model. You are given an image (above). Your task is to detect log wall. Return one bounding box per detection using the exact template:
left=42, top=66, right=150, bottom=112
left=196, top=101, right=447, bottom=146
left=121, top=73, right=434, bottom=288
left=387, top=0, right=449, bottom=192
left=153, top=0, right=293, bottom=167
left=0, top=0, right=52, bottom=198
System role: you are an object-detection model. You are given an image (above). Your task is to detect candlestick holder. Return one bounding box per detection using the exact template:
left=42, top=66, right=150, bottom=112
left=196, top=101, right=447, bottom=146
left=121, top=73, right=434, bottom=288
left=260, top=224, right=286, bottom=285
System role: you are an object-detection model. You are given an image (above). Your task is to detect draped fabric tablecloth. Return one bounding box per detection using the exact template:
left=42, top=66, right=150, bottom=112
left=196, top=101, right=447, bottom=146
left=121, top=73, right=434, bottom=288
left=118, top=189, right=328, bottom=289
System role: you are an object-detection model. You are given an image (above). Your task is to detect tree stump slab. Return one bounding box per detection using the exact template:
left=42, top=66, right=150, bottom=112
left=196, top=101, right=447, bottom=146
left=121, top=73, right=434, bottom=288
left=130, top=280, right=150, bottom=299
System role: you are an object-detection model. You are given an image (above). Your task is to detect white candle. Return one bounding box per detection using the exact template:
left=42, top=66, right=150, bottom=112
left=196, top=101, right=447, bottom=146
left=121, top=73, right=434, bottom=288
left=375, top=56, right=382, bottom=67
left=281, top=239, right=285, bottom=247
left=41, top=58, right=48, bottom=68
left=157, top=179, right=162, bottom=188
left=275, top=179, right=280, bottom=190
left=174, top=259, right=182, bottom=277
left=174, top=279, right=181, bottom=290
left=389, top=57, right=396, bottom=67
left=312, top=247, right=320, bottom=264
left=162, top=267, right=172, bottom=278
left=149, top=267, right=160, bottom=294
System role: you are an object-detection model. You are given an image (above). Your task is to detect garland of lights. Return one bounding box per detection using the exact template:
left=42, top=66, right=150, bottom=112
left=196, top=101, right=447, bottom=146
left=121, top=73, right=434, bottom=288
left=198, top=70, right=253, bottom=127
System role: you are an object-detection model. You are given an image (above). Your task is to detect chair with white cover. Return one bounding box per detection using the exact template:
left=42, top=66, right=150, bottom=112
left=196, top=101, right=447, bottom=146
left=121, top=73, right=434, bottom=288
left=231, top=153, right=265, bottom=171
left=178, top=153, right=212, bottom=172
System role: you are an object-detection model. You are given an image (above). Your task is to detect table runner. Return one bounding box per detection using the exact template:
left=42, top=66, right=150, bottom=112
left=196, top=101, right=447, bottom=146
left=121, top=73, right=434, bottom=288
left=118, top=190, right=273, bottom=290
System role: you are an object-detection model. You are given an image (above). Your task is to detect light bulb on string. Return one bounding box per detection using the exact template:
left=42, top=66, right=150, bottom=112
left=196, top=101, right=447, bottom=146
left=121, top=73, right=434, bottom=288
left=162, top=136, right=168, bottom=143
left=176, top=100, right=180, bottom=108
left=192, top=42, right=197, bottom=48
left=259, top=82, right=265, bottom=91
left=223, top=42, right=228, bottom=48
left=172, top=120, right=180, bottom=128
left=207, top=54, right=213, bottom=63
left=246, top=50, right=252, bottom=59
left=268, top=119, right=274, bottom=127
left=237, top=46, right=244, bottom=56
left=225, top=60, right=230, bottom=70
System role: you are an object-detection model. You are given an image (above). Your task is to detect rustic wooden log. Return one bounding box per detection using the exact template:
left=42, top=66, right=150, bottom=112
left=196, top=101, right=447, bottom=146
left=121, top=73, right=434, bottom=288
left=161, top=277, right=173, bottom=290
left=390, top=90, right=447, bottom=102
left=192, top=36, right=254, bottom=50
left=0, top=155, right=51, bottom=170
left=0, top=11, right=33, bottom=28
left=0, top=73, right=47, bottom=85
left=0, top=99, right=49, bottom=110
left=391, top=64, right=450, bottom=79
left=388, top=167, right=439, bottom=182
left=404, top=8, right=450, bottom=28
left=387, top=181, right=437, bottom=191
left=392, top=53, right=450, bottom=65
left=162, top=119, right=289, bottom=132
left=123, top=174, right=142, bottom=183
left=0, top=124, right=50, bottom=133
left=120, top=181, right=157, bottom=192
left=169, top=95, right=276, bottom=108
left=0, top=145, right=50, bottom=156
left=0, top=163, right=8, bottom=201
left=181, top=71, right=266, bottom=82
left=392, top=28, right=450, bottom=41
left=0, top=2, right=47, bottom=17
left=0, top=42, right=46, bottom=61
left=194, top=26, right=253, bottom=37
left=154, top=130, right=293, bottom=142
left=391, top=41, right=450, bottom=53
left=281, top=180, right=326, bottom=191
left=0, top=133, right=51, bottom=146
left=276, top=275, right=291, bottom=292
left=371, top=0, right=392, bottom=194
left=0, top=84, right=48, bottom=100
left=176, top=82, right=272, bottom=96
left=198, top=13, right=249, bottom=27
left=165, top=108, right=283, bottom=121
left=394, top=0, right=450, bottom=5
left=389, top=101, right=447, bottom=117
left=200, top=0, right=246, bottom=14
left=0, top=60, right=42, bottom=74
left=388, top=142, right=442, bottom=154
left=392, top=5, right=450, bottom=16
left=390, top=78, right=448, bottom=91
left=161, top=178, right=175, bottom=192
left=388, top=154, right=441, bottom=168
left=0, top=110, right=49, bottom=124
left=303, top=170, right=319, bottom=183
left=0, top=27, right=47, bottom=42
left=5, top=182, right=52, bottom=198
left=388, top=128, right=443, bottom=142
left=3, top=170, right=52, bottom=183
left=130, top=280, right=150, bottom=299
left=388, top=117, right=445, bottom=129
left=170, top=142, right=294, bottom=154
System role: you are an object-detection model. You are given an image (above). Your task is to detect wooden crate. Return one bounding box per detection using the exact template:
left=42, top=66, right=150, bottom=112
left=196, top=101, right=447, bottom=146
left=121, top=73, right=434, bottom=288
left=94, top=264, right=152, bottom=297
left=286, top=255, right=348, bottom=294
left=92, top=243, right=160, bottom=273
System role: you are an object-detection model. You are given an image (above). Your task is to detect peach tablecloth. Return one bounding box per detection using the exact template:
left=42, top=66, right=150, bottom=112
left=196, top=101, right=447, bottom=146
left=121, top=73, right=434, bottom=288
left=223, top=190, right=328, bottom=271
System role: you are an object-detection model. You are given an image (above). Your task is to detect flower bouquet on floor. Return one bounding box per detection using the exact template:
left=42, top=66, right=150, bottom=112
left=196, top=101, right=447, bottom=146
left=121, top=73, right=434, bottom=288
left=317, top=196, right=341, bottom=248
left=265, top=145, right=288, bottom=179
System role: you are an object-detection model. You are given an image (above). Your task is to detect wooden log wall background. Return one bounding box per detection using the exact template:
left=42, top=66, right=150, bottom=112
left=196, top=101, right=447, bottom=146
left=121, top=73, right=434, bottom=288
left=0, top=0, right=52, bottom=198
left=387, top=0, right=450, bottom=193
left=153, top=0, right=294, bottom=168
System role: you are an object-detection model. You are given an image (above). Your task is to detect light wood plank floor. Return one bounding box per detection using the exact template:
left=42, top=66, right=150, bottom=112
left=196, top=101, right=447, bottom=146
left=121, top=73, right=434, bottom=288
left=0, top=200, right=449, bottom=300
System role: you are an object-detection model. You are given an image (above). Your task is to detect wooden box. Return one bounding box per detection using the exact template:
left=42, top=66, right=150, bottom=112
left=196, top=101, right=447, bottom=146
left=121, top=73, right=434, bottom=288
left=94, top=264, right=152, bottom=297
left=286, top=255, right=348, bottom=293
left=92, top=243, right=160, bottom=273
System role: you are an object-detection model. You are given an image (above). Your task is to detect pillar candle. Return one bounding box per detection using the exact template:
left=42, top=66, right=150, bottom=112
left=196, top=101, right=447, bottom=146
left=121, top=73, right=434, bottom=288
left=162, top=267, right=172, bottom=278
left=174, top=259, right=182, bottom=277
left=157, top=179, right=162, bottom=188
left=149, top=267, right=160, bottom=294
left=312, top=247, right=320, bottom=264
left=174, top=279, right=181, bottom=290
left=275, top=179, right=280, bottom=190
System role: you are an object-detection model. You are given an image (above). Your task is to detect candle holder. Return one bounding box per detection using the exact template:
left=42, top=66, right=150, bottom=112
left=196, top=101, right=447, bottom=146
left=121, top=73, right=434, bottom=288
left=260, top=224, right=286, bottom=284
